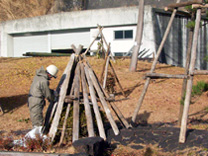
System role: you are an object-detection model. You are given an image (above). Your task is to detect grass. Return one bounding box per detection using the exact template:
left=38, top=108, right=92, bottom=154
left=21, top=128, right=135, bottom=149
left=180, top=80, right=208, bottom=105
left=192, top=81, right=208, bottom=96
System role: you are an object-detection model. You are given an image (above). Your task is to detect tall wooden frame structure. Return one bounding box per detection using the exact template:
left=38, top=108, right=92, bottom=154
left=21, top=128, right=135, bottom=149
left=131, top=0, right=208, bottom=143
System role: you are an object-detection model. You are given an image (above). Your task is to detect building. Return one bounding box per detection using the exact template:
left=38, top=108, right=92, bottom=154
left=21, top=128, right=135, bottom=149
left=0, top=6, right=155, bottom=58
left=1, top=4, right=208, bottom=70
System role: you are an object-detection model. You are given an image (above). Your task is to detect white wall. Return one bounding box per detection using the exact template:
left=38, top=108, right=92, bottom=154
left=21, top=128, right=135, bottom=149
left=51, top=31, right=90, bottom=50
left=0, top=6, right=155, bottom=57
left=90, top=26, right=136, bottom=55
left=90, top=5, right=155, bottom=58
left=13, top=33, right=49, bottom=57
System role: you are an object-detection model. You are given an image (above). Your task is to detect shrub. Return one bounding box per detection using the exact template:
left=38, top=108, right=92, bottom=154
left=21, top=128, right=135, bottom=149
left=180, top=81, right=208, bottom=105
left=192, top=81, right=208, bottom=96
left=24, top=134, right=52, bottom=152
left=0, top=136, right=13, bottom=151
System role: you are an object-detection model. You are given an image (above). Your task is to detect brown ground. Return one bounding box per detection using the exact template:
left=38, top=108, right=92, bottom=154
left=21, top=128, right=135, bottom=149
left=0, top=56, right=208, bottom=155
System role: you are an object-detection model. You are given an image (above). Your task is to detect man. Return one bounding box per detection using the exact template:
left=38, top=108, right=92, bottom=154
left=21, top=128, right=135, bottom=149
left=28, top=65, right=59, bottom=128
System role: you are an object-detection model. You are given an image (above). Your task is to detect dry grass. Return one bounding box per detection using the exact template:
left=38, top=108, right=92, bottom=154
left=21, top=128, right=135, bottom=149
left=0, top=56, right=208, bottom=154
left=0, top=0, right=54, bottom=21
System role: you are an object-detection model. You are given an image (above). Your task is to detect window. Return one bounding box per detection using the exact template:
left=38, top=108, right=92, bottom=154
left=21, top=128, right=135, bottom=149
left=114, top=30, right=133, bottom=40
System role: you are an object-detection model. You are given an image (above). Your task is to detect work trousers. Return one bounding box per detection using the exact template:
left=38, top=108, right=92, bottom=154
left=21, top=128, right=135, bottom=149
left=28, top=96, right=45, bottom=128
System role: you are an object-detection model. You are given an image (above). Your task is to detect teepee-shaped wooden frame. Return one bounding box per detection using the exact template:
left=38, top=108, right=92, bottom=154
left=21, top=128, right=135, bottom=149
left=42, top=27, right=131, bottom=146
left=132, top=0, right=208, bottom=143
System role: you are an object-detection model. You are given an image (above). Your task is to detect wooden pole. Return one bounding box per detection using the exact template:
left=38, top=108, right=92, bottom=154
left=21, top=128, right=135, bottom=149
left=192, top=4, right=208, bottom=8
left=58, top=103, right=71, bottom=146
left=84, top=66, right=106, bottom=140
left=129, top=0, right=144, bottom=72
left=110, top=102, right=132, bottom=129
left=194, top=70, right=208, bottom=75
left=145, top=73, right=188, bottom=79
left=165, top=0, right=203, bottom=10
left=103, top=56, right=110, bottom=89
left=109, top=61, right=126, bottom=98
left=72, top=63, right=81, bottom=142
left=98, top=25, right=115, bottom=62
left=58, top=76, right=76, bottom=146
left=99, top=43, right=111, bottom=82
left=43, top=56, right=76, bottom=134
left=83, top=29, right=102, bottom=55
left=48, top=54, right=76, bottom=141
left=0, top=105, right=3, bottom=114
left=71, top=44, right=84, bottom=55
left=179, top=9, right=201, bottom=143
left=132, top=0, right=181, bottom=123
left=179, top=22, right=194, bottom=126
left=84, top=64, right=119, bottom=135
left=80, top=63, right=95, bottom=137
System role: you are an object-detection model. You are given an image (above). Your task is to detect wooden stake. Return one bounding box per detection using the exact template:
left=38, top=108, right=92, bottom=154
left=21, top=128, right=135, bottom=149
left=72, top=63, right=81, bottom=142
left=43, top=58, right=76, bottom=134
left=48, top=54, right=76, bottom=141
left=129, top=0, right=144, bottom=72
left=165, top=0, right=203, bottom=10
left=179, top=9, right=201, bottom=143
left=110, top=102, right=132, bottom=129
left=80, top=63, right=95, bottom=137
left=99, top=43, right=111, bottom=82
left=179, top=26, right=194, bottom=126
left=58, top=76, right=76, bottom=146
left=103, top=56, right=110, bottom=89
left=85, top=64, right=119, bottom=135
left=98, top=25, right=115, bottom=62
left=0, top=105, right=3, bottom=114
left=84, top=65, right=106, bottom=140
left=109, top=61, right=126, bottom=98
left=85, top=60, right=129, bottom=130
left=145, top=73, right=188, bottom=79
left=132, top=0, right=181, bottom=123
left=194, top=70, right=208, bottom=75
left=83, top=29, right=102, bottom=55
left=58, top=103, right=71, bottom=146
left=192, top=4, right=208, bottom=9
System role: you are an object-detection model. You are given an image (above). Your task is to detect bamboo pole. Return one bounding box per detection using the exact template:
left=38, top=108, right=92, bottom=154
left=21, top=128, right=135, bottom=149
left=84, top=66, right=106, bottom=140
left=179, top=9, right=201, bottom=143
left=132, top=0, right=181, bottom=123
left=129, top=0, right=144, bottom=72
left=145, top=73, right=188, bottom=79
left=80, top=63, right=95, bottom=137
left=85, top=64, right=119, bottom=135
left=72, top=63, right=81, bottom=142
left=48, top=54, right=76, bottom=141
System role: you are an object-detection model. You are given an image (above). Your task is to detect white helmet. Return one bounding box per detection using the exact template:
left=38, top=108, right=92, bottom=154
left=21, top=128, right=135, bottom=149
left=46, top=65, right=58, bottom=78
